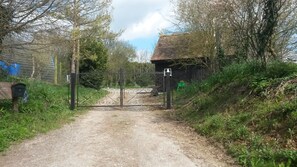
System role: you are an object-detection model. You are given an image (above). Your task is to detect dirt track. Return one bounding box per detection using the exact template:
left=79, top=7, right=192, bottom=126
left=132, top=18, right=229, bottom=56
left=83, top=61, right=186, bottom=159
left=0, top=89, right=237, bottom=167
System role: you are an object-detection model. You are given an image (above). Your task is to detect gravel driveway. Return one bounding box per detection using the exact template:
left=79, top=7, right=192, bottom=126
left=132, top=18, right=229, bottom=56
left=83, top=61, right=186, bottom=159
left=0, top=89, right=237, bottom=167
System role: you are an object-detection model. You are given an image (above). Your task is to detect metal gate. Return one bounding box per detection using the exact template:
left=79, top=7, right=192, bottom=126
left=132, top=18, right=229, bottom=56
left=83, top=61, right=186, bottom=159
left=122, top=71, right=164, bottom=107
left=74, top=69, right=166, bottom=108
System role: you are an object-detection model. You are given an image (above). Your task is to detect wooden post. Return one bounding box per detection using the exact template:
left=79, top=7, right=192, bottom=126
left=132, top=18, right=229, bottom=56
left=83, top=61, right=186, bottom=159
left=70, top=73, right=76, bottom=110
left=54, top=54, right=58, bottom=85
left=59, top=62, right=62, bottom=84
left=119, top=68, right=124, bottom=108
left=163, top=75, right=166, bottom=107
left=12, top=97, right=19, bottom=112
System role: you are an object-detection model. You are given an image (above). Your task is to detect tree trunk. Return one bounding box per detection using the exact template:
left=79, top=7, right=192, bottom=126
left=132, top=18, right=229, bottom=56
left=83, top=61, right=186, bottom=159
left=71, top=0, right=79, bottom=74
left=257, top=0, right=280, bottom=67
left=76, top=38, right=80, bottom=75
left=71, top=39, right=77, bottom=74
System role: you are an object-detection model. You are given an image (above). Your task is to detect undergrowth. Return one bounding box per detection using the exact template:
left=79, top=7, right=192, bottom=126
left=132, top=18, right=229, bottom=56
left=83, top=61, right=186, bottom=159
left=174, top=61, right=297, bottom=167
left=0, top=79, right=107, bottom=152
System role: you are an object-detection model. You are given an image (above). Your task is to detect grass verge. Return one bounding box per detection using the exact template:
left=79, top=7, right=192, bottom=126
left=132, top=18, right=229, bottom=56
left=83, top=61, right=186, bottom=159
left=173, top=61, right=297, bottom=167
left=0, top=79, right=107, bottom=152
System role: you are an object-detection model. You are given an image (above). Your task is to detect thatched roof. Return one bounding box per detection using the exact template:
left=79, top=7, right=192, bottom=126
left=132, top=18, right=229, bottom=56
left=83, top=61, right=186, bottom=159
left=151, top=34, right=203, bottom=63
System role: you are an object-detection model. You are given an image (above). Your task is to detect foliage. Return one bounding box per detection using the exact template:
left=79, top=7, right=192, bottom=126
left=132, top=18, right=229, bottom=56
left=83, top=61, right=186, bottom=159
left=125, top=62, right=155, bottom=87
left=174, top=61, right=297, bottom=166
left=0, top=79, right=106, bottom=152
left=104, top=41, right=154, bottom=87
left=79, top=69, right=105, bottom=89
left=106, top=41, right=136, bottom=73
left=266, top=61, right=297, bottom=78
left=0, top=0, right=62, bottom=49
left=55, top=0, right=112, bottom=74
left=79, top=39, right=108, bottom=89
left=133, top=73, right=154, bottom=87
left=0, top=69, right=8, bottom=80
left=173, top=0, right=297, bottom=68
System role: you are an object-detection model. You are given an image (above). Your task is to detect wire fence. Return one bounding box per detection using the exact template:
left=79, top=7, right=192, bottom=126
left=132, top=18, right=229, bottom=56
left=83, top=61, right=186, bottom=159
left=0, top=53, right=69, bottom=84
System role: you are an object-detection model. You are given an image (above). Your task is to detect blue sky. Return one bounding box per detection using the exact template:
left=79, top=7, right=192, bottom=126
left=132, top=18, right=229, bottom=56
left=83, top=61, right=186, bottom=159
left=128, top=37, right=157, bottom=52
left=110, top=0, right=174, bottom=61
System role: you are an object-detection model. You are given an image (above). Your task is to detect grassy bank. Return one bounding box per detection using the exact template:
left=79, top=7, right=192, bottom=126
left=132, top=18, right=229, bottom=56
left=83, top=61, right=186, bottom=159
left=0, top=79, right=107, bottom=152
left=174, top=61, right=297, bottom=166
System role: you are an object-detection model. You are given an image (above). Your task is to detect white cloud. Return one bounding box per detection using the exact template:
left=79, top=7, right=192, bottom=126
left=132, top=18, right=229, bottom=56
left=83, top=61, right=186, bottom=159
left=111, top=0, right=170, bottom=29
left=120, top=10, right=172, bottom=40
left=111, top=0, right=173, bottom=41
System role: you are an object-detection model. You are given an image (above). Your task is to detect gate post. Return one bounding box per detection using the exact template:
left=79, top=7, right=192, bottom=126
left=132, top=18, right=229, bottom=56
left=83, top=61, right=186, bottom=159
left=70, top=73, right=76, bottom=110
left=164, top=68, right=172, bottom=109
left=119, top=68, right=124, bottom=108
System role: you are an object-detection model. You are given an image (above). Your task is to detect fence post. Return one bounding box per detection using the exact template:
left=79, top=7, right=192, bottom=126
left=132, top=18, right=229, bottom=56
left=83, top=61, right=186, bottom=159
left=12, top=97, right=19, bottom=112
left=119, top=68, right=124, bottom=108
left=70, top=73, right=76, bottom=110
left=165, top=69, right=172, bottom=109
left=163, top=75, right=166, bottom=107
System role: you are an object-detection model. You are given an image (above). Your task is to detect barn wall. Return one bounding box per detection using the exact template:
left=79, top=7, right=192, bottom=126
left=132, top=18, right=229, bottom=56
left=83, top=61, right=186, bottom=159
left=153, top=60, right=210, bottom=91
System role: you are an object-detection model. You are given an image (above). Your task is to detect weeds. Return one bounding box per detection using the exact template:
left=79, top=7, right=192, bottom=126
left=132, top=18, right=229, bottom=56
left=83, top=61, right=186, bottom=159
left=174, top=61, right=297, bottom=166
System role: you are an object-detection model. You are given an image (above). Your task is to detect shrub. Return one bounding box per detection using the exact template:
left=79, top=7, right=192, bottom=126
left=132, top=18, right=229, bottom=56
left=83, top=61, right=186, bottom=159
left=79, top=69, right=105, bottom=90
left=266, top=61, right=297, bottom=79
left=174, top=61, right=297, bottom=166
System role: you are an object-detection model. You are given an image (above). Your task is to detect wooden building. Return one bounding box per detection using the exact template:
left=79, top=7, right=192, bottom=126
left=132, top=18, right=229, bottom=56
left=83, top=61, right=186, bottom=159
left=151, top=34, right=210, bottom=90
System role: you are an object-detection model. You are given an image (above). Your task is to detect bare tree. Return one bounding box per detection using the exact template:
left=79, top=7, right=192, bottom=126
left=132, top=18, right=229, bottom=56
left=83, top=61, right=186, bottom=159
left=0, top=0, right=64, bottom=53
left=225, top=0, right=297, bottom=65
left=54, top=0, right=112, bottom=74
left=173, top=0, right=297, bottom=67
left=172, top=0, right=229, bottom=72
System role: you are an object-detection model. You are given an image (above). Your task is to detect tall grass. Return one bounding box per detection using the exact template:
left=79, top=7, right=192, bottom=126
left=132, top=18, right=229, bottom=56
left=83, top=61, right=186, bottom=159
left=174, top=61, right=297, bottom=166
left=0, top=79, right=106, bottom=152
